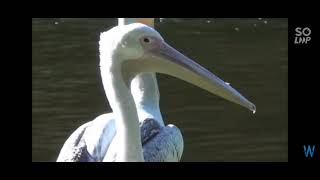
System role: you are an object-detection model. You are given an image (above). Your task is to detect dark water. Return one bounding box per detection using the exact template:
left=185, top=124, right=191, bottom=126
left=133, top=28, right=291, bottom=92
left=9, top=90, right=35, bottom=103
left=32, top=18, right=288, bottom=162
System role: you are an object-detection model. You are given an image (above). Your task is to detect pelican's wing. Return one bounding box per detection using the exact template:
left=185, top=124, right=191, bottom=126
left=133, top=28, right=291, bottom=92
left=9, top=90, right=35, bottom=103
left=142, top=123, right=184, bottom=162
left=56, top=121, right=95, bottom=162
left=103, top=118, right=184, bottom=162
left=56, top=113, right=116, bottom=162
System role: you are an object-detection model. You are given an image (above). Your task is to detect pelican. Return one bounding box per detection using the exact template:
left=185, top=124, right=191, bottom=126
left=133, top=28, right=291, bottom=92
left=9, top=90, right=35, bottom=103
left=57, top=22, right=256, bottom=162
left=57, top=19, right=185, bottom=162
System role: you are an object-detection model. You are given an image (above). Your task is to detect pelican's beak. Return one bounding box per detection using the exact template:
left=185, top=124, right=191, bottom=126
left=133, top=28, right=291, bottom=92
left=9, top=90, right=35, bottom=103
left=145, top=41, right=256, bottom=113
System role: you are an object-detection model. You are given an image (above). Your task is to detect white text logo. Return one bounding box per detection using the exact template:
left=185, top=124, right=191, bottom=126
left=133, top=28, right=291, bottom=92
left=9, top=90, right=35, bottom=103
left=295, top=27, right=311, bottom=44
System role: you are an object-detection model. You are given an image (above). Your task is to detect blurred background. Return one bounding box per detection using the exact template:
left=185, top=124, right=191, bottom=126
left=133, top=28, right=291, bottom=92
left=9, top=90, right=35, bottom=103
left=32, top=18, right=288, bottom=162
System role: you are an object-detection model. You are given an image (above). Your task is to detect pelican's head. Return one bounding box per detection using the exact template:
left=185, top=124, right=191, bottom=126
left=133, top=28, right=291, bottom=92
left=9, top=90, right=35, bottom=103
left=99, top=23, right=256, bottom=113
left=99, top=23, right=163, bottom=64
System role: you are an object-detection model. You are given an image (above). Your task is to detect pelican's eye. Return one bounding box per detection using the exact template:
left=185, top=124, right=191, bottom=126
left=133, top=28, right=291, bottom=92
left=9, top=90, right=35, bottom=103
left=143, top=38, right=150, bottom=43
left=140, top=36, right=157, bottom=48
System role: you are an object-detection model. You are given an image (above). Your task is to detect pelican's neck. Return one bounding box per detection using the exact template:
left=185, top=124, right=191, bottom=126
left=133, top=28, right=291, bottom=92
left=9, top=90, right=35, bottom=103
left=131, top=73, right=164, bottom=126
left=100, top=62, right=144, bottom=162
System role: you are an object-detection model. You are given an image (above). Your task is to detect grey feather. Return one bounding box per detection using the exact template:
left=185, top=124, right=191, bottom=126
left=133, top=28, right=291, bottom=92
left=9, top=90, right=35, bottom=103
left=57, top=116, right=184, bottom=162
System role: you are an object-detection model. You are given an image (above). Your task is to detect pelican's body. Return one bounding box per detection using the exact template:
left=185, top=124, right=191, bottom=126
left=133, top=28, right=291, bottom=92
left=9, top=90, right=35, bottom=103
left=57, top=22, right=255, bottom=162
left=56, top=114, right=183, bottom=162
